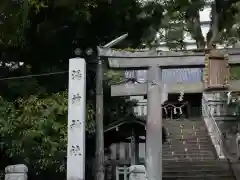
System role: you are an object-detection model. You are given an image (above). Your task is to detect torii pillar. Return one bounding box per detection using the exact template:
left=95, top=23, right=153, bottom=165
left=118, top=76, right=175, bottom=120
left=146, top=66, right=165, bottom=180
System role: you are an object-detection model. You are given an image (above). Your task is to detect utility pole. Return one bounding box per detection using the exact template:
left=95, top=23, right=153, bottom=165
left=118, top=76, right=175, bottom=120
left=95, top=34, right=128, bottom=180
left=146, top=66, right=162, bottom=180
left=96, top=56, right=104, bottom=180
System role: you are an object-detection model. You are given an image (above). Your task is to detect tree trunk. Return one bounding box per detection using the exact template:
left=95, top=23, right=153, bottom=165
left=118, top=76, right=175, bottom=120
left=187, top=13, right=205, bottom=49
left=206, top=2, right=219, bottom=49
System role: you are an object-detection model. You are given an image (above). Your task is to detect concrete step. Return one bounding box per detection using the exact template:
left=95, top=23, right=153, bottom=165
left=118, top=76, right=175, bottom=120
left=167, top=140, right=211, bottom=142
left=162, top=175, right=233, bottom=180
left=167, top=137, right=210, bottom=140
left=163, top=165, right=228, bottom=171
left=162, top=160, right=235, bottom=179
left=167, top=135, right=209, bottom=139
left=163, top=156, right=215, bottom=160
left=163, top=150, right=215, bottom=155
left=163, top=146, right=213, bottom=150
left=165, top=139, right=211, bottom=143
left=164, top=120, right=204, bottom=123
left=164, top=144, right=213, bottom=149
left=167, top=140, right=211, bottom=144
left=163, top=152, right=214, bottom=156
left=165, top=126, right=206, bottom=130
left=163, top=144, right=213, bottom=148
left=164, top=142, right=214, bottom=146
left=163, top=160, right=228, bottom=165
left=163, top=147, right=214, bottom=151
left=163, top=150, right=215, bottom=154
left=165, top=127, right=206, bottom=130
left=163, top=148, right=215, bottom=152
left=163, top=157, right=215, bottom=161
left=166, top=133, right=210, bottom=136
left=167, top=138, right=211, bottom=141
left=166, top=131, right=208, bottom=135
left=163, top=153, right=214, bottom=156
left=164, top=144, right=213, bottom=148
left=166, top=130, right=208, bottom=134
left=166, top=129, right=206, bottom=132
left=164, top=123, right=205, bottom=126
left=167, top=132, right=207, bottom=134
left=163, top=154, right=215, bottom=157
left=163, top=154, right=214, bottom=158
left=163, top=151, right=214, bottom=156
left=167, top=133, right=208, bottom=136
left=164, top=125, right=206, bottom=128
left=164, top=122, right=205, bottom=124
left=163, top=170, right=232, bottom=176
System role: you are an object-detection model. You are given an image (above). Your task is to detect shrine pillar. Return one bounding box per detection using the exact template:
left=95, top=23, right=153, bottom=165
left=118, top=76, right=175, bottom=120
left=203, top=50, right=229, bottom=117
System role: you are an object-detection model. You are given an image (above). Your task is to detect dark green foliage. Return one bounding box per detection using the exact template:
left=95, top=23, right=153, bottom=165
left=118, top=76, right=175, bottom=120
left=0, top=0, right=164, bottom=177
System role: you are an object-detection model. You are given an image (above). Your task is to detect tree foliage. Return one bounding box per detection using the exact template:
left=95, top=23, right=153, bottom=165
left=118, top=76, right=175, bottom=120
left=0, top=0, right=154, bottom=174
left=0, top=91, right=95, bottom=174
left=156, top=0, right=240, bottom=49
left=0, top=93, right=68, bottom=172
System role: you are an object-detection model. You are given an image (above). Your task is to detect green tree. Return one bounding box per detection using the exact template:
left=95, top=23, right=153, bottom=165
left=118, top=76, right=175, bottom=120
left=156, top=0, right=240, bottom=49
left=0, top=0, right=165, bottom=97
left=0, top=78, right=137, bottom=177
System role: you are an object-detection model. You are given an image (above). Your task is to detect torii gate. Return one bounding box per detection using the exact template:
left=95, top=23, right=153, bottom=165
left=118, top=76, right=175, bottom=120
left=97, top=47, right=240, bottom=180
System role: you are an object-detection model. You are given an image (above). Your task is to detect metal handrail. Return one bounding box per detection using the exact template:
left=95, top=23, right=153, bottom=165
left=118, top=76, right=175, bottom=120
left=202, top=94, right=225, bottom=159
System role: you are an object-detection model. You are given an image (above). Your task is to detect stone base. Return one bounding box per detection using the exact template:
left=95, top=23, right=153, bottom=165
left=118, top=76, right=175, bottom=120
left=5, top=164, right=28, bottom=180
left=129, top=165, right=146, bottom=180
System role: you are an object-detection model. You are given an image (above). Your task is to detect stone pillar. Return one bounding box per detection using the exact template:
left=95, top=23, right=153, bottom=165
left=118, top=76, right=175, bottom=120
left=146, top=66, right=162, bottom=180
left=5, top=164, right=28, bottom=180
left=204, top=50, right=229, bottom=90
left=203, top=51, right=229, bottom=119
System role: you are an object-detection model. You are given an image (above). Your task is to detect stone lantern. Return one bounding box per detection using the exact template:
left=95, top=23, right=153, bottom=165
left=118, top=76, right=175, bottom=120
left=204, top=50, right=229, bottom=90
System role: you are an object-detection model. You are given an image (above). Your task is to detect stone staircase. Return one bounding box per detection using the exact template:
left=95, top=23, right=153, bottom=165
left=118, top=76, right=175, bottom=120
left=163, top=119, right=236, bottom=180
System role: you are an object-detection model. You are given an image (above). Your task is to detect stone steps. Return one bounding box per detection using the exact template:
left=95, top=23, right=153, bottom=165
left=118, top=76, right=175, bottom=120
left=163, top=151, right=214, bottom=156
left=162, top=161, right=234, bottom=179
left=163, top=171, right=232, bottom=176
left=163, top=157, right=215, bottom=161
left=163, top=145, right=213, bottom=148
left=163, top=150, right=215, bottom=155
left=163, top=175, right=233, bottom=180
left=168, top=139, right=211, bottom=143
left=167, top=136, right=209, bottom=139
left=162, top=118, right=236, bottom=180
left=163, top=165, right=228, bottom=171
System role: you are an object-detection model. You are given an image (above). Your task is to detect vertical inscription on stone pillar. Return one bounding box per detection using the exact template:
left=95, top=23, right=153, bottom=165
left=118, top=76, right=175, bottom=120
left=67, top=58, right=86, bottom=180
